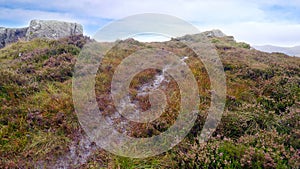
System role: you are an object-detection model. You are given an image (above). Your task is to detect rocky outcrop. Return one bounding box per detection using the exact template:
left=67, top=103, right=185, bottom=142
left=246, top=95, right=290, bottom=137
left=26, top=20, right=83, bottom=41
left=0, top=27, right=28, bottom=48
left=175, top=29, right=232, bottom=43
left=0, top=20, right=83, bottom=48
left=203, top=29, right=236, bottom=42
left=202, top=29, right=226, bottom=38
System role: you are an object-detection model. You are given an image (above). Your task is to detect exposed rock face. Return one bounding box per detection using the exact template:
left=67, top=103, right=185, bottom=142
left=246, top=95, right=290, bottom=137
left=203, top=29, right=236, bottom=42
left=26, top=20, right=83, bottom=40
left=0, top=27, right=28, bottom=48
left=0, top=20, right=83, bottom=48
left=175, top=29, right=230, bottom=42
left=203, top=29, right=226, bottom=38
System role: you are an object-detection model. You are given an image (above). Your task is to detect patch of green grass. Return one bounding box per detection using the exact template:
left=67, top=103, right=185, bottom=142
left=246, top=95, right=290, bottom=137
left=110, top=156, right=161, bottom=169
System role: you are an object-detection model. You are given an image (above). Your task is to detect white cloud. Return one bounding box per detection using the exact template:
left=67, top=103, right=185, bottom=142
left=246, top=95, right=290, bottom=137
left=197, top=21, right=300, bottom=46
left=2, top=0, right=266, bottom=22
left=2, top=0, right=300, bottom=46
left=0, top=8, right=79, bottom=25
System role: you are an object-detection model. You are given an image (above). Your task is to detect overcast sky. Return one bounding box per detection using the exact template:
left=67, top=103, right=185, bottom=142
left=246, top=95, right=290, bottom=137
left=1, top=0, right=300, bottom=46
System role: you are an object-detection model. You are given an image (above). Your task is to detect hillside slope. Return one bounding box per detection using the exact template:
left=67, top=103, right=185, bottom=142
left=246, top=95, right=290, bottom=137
left=0, top=34, right=299, bottom=168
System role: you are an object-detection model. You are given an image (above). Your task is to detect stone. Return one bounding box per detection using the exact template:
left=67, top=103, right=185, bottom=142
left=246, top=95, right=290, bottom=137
left=202, top=29, right=226, bottom=38
left=26, top=20, right=83, bottom=40
left=0, top=20, right=83, bottom=48
left=0, top=27, right=28, bottom=48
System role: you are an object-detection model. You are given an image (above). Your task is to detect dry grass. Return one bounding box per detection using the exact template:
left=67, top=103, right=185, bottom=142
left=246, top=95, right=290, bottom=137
left=0, top=35, right=299, bottom=168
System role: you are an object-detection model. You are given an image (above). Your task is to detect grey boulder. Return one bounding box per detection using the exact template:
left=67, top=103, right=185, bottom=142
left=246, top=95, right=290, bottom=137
left=26, top=20, right=83, bottom=40
left=0, top=27, right=28, bottom=48
left=0, top=19, right=83, bottom=48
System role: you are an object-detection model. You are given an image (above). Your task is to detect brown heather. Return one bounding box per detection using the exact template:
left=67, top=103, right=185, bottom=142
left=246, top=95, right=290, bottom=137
left=0, top=34, right=299, bottom=168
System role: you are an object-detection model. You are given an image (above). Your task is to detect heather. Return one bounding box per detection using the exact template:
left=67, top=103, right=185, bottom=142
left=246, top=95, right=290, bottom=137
left=0, top=34, right=299, bottom=168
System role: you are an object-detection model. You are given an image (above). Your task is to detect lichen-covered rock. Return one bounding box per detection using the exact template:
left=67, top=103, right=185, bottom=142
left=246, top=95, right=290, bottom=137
left=0, top=27, right=28, bottom=48
left=26, top=20, right=83, bottom=40
left=0, top=20, right=83, bottom=48
left=203, top=29, right=226, bottom=38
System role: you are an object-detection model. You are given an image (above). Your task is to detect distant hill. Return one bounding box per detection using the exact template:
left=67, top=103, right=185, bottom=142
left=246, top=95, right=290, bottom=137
left=254, top=45, right=300, bottom=57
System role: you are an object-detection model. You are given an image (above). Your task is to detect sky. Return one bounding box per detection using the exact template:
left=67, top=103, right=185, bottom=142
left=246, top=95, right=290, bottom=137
left=1, top=0, right=300, bottom=46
